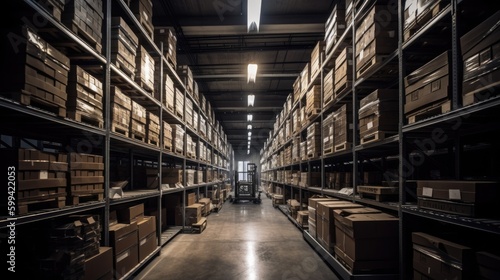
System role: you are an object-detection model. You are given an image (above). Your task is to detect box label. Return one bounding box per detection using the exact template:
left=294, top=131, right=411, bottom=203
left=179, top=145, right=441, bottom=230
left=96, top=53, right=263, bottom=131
left=448, top=189, right=461, bottom=200
left=422, top=187, right=433, bottom=197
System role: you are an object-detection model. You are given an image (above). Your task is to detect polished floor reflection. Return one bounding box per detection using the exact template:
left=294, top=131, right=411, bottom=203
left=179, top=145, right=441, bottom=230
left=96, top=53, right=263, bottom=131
left=135, top=196, right=340, bottom=280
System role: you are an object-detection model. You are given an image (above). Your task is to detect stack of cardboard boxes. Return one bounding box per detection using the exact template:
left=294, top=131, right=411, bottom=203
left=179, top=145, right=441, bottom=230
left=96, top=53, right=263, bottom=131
left=110, top=86, right=132, bottom=137
left=67, top=65, right=103, bottom=128
left=62, top=0, right=103, bottom=53
left=110, top=17, right=139, bottom=77
left=68, top=153, right=104, bottom=205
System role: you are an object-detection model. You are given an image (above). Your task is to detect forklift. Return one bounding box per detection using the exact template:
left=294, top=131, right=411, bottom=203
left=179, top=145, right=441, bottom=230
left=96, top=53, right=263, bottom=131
left=232, top=163, right=261, bottom=204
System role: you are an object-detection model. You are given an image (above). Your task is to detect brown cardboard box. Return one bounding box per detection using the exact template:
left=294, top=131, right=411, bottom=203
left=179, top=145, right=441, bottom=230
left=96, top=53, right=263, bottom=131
left=187, top=192, right=196, bottom=206
left=316, top=202, right=364, bottom=251
left=137, top=216, right=156, bottom=240
left=114, top=244, right=138, bottom=278
left=198, top=198, right=211, bottom=216
left=139, top=232, right=157, bottom=261
left=416, top=180, right=498, bottom=203
left=117, top=203, right=144, bottom=223
left=186, top=203, right=202, bottom=225
left=83, top=246, right=113, bottom=280
left=296, top=210, right=309, bottom=226
left=477, top=251, right=500, bottom=280
left=109, top=223, right=138, bottom=254
left=334, top=210, right=397, bottom=261
left=412, top=232, right=473, bottom=279
left=404, top=50, right=451, bottom=114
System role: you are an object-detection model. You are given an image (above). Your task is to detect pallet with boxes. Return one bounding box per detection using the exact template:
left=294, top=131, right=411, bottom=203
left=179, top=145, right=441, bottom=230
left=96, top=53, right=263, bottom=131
left=178, top=65, right=194, bottom=97
left=110, top=86, right=132, bottom=137
left=404, top=50, right=452, bottom=124
left=146, top=112, right=160, bottom=146
left=36, top=0, right=65, bottom=21
left=175, top=87, right=184, bottom=119
left=403, top=0, right=449, bottom=42
left=306, top=122, right=321, bottom=159
left=355, top=4, right=398, bottom=79
left=62, top=0, right=103, bottom=53
left=68, top=152, right=104, bottom=205
left=128, top=0, right=154, bottom=40
left=1, top=25, right=70, bottom=118
left=171, top=124, right=185, bottom=155
left=461, top=10, right=500, bottom=106
left=323, top=68, right=335, bottom=106
left=322, top=112, right=335, bottom=155
left=130, top=100, right=147, bottom=142
left=334, top=46, right=353, bottom=98
left=325, top=2, right=346, bottom=55
left=306, top=85, right=322, bottom=120
left=154, top=27, right=177, bottom=69
left=310, top=41, right=325, bottom=80
left=358, top=89, right=399, bottom=144
left=333, top=104, right=353, bottom=152
left=111, top=17, right=139, bottom=78
left=135, top=45, right=155, bottom=93
left=11, top=149, right=68, bottom=215
left=66, top=65, right=104, bottom=128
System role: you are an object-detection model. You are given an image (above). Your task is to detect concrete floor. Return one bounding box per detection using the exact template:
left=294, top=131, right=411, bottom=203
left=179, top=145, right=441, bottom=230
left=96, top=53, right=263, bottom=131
left=134, top=196, right=340, bottom=280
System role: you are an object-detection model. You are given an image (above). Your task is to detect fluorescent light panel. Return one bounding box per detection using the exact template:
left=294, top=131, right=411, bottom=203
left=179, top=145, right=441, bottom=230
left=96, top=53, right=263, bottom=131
left=248, top=94, right=255, bottom=106
left=247, top=114, right=253, bottom=121
left=247, top=64, right=258, bottom=83
left=247, top=124, right=252, bottom=130
left=247, top=0, right=262, bottom=32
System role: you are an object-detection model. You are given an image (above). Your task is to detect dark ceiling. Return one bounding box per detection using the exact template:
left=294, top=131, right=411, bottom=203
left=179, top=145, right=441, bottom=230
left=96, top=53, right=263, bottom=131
left=151, top=0, right=336, bottom=153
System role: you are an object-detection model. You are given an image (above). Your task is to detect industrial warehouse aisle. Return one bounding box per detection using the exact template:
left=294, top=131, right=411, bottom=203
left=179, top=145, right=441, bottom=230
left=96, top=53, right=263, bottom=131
left=134, top=196, right=340, bottom=280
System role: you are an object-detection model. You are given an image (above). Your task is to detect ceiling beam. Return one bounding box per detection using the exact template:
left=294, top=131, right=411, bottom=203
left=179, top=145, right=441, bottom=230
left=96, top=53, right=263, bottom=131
left=194, top=73, right=299, bottom=79
left=214, top=107, right=283, bottom=111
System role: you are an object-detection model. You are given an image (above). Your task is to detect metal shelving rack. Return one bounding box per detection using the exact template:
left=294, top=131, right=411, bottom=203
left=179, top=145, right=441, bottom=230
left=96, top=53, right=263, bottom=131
left=260, top=0, right=500, bottom=279
left=0, top=0, right=233, bottom=279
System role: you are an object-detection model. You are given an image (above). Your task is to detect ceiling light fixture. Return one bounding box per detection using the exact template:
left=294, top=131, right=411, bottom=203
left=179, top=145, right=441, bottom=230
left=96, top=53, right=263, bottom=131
left=248, top=94, right=255, bottom=106
left=247, top=0, right=262, bottom=33
left=247, top=64, right=258, bottom=83
left=248, top=131, right=252, bottom=137
left=247, top=114, right=253, bottom=121
left=248, top=136, right=251, bottom=141
left=247, top=124, right=252, bottom=130
left=247, top=149, right=250, bottom=154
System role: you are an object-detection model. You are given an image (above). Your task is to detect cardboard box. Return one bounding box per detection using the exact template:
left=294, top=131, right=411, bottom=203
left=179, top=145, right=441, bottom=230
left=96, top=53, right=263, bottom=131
left=461, top=11, right=500, bottom=105
left=187, top=192, right=196, bottom=206
left=198, top=198, right=211, bottom=216
left=477, top=251, right=500, bottom=280
left=416, top=180, right=498, bottom=203
left=186, top=203, right=202, bottom=225
left=117, top=203, right=144, bottom=223
left=334, top=212, right=399, bottom=272
left=137, top=216, right=156, bottom=240
left=404, top=50, right=451, bottom=114
left=84, top=247, right=113, bottom=280
left=114, top=244, right=138, bottom=278
left=412, top=232, right=473, bottom=279
left=109, top=223, right=138, bottom=254
left=139, top=232, right=157, bottom=261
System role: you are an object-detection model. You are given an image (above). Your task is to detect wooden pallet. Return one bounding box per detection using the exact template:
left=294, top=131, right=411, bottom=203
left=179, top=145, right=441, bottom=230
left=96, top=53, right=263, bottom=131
left=138, top=17, right=154, bottom=40
left=403, top=1, right=449, bottom=42
left=334, top=79, right=352, bottom=98
left=112, top=58, right=135, bottom=79
left=147, top=134, right=160, bottom=147
left=359, top=192, right=398, bottom=202
left=357, top=54, right=390, bottom=79
left=130, top=131, right=146, bottom=142
left=6, top=90, right=67, bottom=118
left=307, top=108, right=321, bottom=120
left=323, top=147, right=334, bottom=155
left=192, top=217, right=207, bottom=233
left=406, top=100, right=451, bottom=124
left=307, top=152, right=321, bottom=159
left=111, top=122, right=129, bottom=137
left=18, top=195, right=66, bottom=215
left=135, top=79, right=154, bottom=93
left=357, top=186, right=399, bottom=202
left=175, top=109, right=183, bottom=119
left=334, top=142, right=352, bottom=153
left=323, top=93, right=334, bottom=107
left=174, top=147, right=183, bottom=156
left=65, top=21, right=103, bottom=54
left=360, top=131, right=397, bottom=145
left=69, top=191, right=104, bottom=205
left=67, top=110, right=104, bottom=129
left=38, top=0, right=64, bottom=21
left=166, top=55, right=176, bottom=70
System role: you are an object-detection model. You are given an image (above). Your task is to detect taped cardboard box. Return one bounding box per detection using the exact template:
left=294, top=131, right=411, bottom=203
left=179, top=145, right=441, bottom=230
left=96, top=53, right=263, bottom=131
left=412, top=232, right=473, bottom=280
left=117, top=203, right=144, bottom=224
left=83, top=246, right=113, bottom=280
